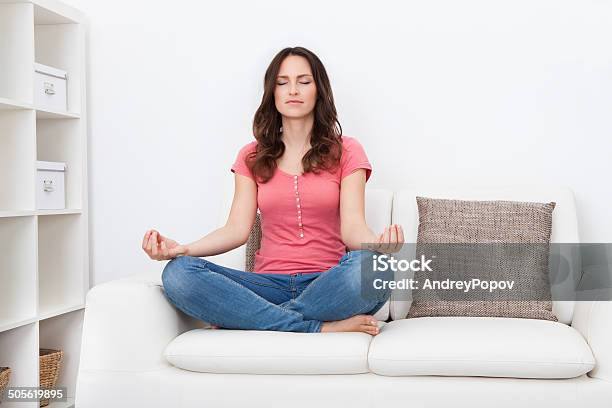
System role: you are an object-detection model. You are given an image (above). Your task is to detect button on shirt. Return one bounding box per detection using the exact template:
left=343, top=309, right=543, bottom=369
left=231, top=136, right=372, bottom=275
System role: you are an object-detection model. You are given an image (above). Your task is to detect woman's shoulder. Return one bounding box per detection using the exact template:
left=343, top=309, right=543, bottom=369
left=339, top=135, right=368, bottom=157
left=236, top=140, right=258, bottom=158
left=239, top=140, right=258, bottom=151
left=340, top=135, right=366, bottom=151
left=338, top=135, right=372, bottom=180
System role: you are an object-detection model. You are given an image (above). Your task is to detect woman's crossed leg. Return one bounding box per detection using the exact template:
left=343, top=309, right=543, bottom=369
left=161, top=250, right=391, bottom=334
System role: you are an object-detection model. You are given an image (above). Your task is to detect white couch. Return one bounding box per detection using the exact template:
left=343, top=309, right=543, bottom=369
left=75, top=186, right=612, bottom=407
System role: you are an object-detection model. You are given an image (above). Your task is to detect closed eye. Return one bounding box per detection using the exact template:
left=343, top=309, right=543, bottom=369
left=277, top=82, right=312, bottom=85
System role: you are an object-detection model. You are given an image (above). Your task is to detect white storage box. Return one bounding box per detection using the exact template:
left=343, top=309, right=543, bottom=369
left=34, top=62, right=68, bottom=112
left=36, top=161, right=66, bottom=210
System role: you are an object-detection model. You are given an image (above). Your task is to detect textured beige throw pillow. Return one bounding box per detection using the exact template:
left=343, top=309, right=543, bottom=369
left=407, top=197, right=558, bottom=321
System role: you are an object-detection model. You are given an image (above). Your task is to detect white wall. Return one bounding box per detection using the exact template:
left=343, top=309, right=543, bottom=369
left=62, top=0, right=612, bottom=285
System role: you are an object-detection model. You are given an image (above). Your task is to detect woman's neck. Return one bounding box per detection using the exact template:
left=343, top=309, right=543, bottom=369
left=281, top=114, right=314, bottom=150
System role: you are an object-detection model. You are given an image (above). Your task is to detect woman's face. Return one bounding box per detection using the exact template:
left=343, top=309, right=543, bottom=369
left=274, top=55, right=317, bottom=119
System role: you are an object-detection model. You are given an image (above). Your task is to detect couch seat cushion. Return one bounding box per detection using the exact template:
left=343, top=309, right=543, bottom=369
left=368, top=317, right=595, bottom=379
left=164, top=323, right=385, bottom=374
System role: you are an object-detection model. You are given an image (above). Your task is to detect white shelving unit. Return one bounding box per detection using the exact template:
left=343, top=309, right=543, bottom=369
left=0, top=1, right=88, bottom=407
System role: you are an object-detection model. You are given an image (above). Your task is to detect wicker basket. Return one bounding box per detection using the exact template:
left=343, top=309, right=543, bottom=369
left=0, top=367, right=11, bottom=402
left=39, top=349, right=63, bottom=407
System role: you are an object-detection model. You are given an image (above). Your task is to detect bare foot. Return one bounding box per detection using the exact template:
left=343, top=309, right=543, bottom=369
left=320, top=315, right=380, bottom=335
left=210, top=325, right=220, bottom=329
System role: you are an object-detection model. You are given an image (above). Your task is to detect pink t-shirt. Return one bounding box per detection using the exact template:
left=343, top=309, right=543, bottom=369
left=231, top=136, right=372, bottom=275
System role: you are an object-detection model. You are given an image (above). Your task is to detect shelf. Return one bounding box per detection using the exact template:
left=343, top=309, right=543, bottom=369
left=0, top=210, right=35, bottom=218
left=38, top=214, right=85, bottom=317
left=0, top=315, right=38, bottom=333
left=0, top=1, right=88, bottom=404
left=0, top=217, right=37, bottom=328
left=34, top=0, right=83, bottom=24
left=0, top=100, right=81, bottom=120
left=0, top=109, right=36, bottom=211
left=0, top=210, right=83, bottom=218
left=0, top=304, right=84, bottom=339
left=35, top=23, right=82, bottom=114
left=0, top=97, right=32, bottom=110
left=0, top=2, right=34, bottom=104
left=36, top=107, right=80, bottom=120
left=0, top=305, right=85, bottom=332
left=0, top=0, right=84, bottom=24
left=0, top=105, right=81, bottom=135
left=38, top=304, right=85, bottom=322
left=37, top=119, right=83, bottom=209
left=37, top=209, right=82, bottom=216
left=0, top=323, right=40, bottom=408
left=40, top=310, right=84, bottom=404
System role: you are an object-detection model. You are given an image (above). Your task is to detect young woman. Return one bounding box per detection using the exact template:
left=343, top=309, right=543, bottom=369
left=142, top=46, right=404, bottom=335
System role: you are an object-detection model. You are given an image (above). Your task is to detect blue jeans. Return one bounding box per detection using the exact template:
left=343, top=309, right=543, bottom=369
left=161, top=249, right=392, bottom=333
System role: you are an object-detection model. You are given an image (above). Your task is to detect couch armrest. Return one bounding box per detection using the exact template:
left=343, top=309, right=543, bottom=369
left=572, top=301, right=612, bottom=382
left=79, top=241, right=245, bottom=373
left=79, top=271, right=206, bottom=372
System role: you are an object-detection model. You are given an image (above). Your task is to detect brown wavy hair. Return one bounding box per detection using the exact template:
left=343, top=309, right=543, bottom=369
left=247, top=47, right=343, bottom=183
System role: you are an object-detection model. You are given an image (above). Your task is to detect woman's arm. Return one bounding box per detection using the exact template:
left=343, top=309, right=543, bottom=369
left=340, top=169, right=380, bottom=250
left=340, top=169, right=403, bottom=252
left=183, top=173, right=258, bottom=257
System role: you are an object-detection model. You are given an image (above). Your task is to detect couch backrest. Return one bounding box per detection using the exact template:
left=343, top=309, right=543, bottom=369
left=390, top=185, right=580, bottom=324
left=218, top=180, right=580, bottom=325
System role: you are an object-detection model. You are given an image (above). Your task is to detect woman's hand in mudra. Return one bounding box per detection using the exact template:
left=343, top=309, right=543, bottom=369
left=142, top=229, right=189, bottom=261
left=371, top=224, right=404, bottom=254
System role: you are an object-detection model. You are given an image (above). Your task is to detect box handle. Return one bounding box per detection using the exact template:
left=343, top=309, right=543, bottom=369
left=44, top=82, right=55, bottom=95
left=43, top=180, right=54, bottom=192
